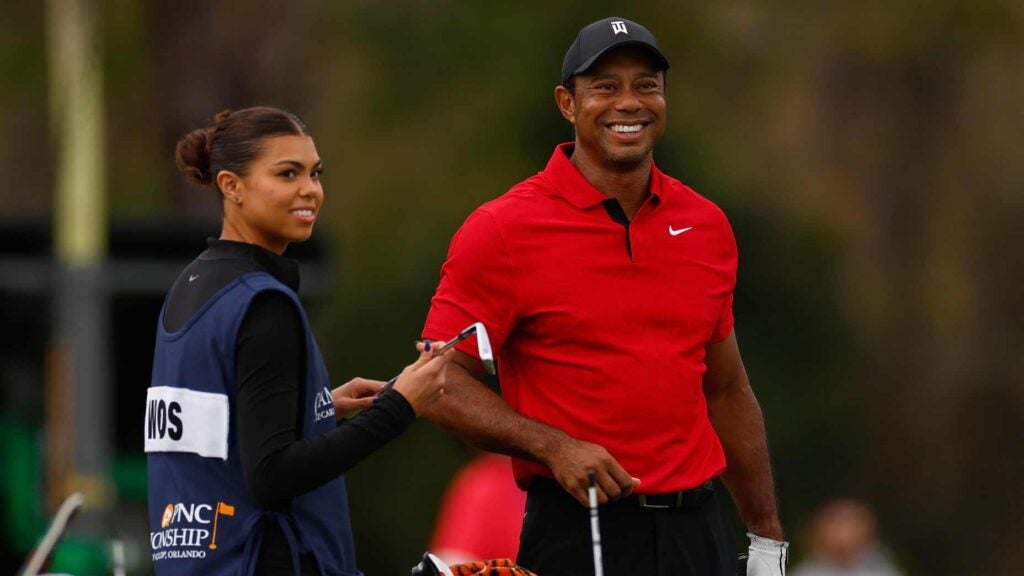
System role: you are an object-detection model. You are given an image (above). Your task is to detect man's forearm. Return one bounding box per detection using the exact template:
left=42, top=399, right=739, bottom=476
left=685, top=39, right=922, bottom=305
left=708, top=380, right=783, bottom=540
left=426, top=354, right=640, bottom=505
left=425, top=362, right=566, bottom=464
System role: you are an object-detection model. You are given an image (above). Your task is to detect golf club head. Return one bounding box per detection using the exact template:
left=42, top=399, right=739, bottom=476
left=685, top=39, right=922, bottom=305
left=472, top=322, right=496, bottom=375
left=410, top=552, right=453, bottom=576
left=435, top=322, right=495, bottom=375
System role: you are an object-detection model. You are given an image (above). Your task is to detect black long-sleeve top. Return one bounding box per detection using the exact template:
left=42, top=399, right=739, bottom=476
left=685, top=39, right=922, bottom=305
left=162, top=239, right=415, bottom=574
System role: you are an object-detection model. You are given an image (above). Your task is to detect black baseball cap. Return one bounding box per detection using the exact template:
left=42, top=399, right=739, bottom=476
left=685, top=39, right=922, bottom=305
left=561, top=17, right=669, bottom=86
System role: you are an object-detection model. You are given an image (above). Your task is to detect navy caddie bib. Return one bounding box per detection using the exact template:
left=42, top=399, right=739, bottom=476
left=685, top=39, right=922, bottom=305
left=145, top=272, right=359, bottom=576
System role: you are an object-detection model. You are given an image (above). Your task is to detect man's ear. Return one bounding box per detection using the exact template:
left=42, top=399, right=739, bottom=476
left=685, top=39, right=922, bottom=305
left=216, top=170, right=243, bottom=205
left=554, top=85, right=576, bottom=125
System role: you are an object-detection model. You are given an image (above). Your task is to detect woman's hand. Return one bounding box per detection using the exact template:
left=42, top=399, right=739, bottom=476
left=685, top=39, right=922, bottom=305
left=332, top=377, right=385, bottom=419
left=392, top=340, right=450, bottom=416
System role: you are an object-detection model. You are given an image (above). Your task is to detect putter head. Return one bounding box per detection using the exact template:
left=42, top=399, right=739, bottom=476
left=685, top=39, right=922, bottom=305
left=410, top=552, right=453, bottom=576
left=472, top=322, right=496, bottom=375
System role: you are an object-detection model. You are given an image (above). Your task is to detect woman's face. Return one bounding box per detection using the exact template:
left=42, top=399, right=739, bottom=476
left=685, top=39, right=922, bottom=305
left=226, top=134, right=323, bottom=254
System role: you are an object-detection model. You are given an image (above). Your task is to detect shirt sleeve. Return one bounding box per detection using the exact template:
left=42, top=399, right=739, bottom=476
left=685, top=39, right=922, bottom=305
left=710, top=293, right=735, bottom=342
left=709, top=210, right=738, bottom=343
left=423, top=208, right=518, bottom=358
left=236, top=291, right=416, bottom=510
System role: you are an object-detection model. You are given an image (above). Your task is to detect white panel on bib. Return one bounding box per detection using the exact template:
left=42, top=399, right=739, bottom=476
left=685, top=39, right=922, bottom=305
left=144, top=386, right=229, bottom=460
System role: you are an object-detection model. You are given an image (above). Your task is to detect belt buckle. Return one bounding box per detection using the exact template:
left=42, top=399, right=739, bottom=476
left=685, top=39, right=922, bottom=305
left=637, top=494, right=672, bottom=509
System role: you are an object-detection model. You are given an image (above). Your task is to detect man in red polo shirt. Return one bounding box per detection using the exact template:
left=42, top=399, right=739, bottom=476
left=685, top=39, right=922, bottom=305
left=422, top=17, right=789, bottom=576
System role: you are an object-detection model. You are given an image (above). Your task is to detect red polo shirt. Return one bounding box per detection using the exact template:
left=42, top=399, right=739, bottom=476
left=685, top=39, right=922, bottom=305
left=423, top=143, right=737, bottom=493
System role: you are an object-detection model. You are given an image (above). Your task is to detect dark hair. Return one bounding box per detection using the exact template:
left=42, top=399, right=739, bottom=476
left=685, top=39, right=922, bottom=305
left=563, top=76, right=577, bottom=95
left=175, top=106, right=309, bottom=189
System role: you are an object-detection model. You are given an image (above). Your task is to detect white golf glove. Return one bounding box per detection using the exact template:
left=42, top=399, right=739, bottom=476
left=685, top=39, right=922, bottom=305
left=745, top=532, right=789, bottom=576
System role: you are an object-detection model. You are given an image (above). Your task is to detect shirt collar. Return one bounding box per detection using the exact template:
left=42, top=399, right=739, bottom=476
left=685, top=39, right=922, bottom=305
left=542, top=143, right=665, bottom=210
left=202, top=238, right=301, bottom=291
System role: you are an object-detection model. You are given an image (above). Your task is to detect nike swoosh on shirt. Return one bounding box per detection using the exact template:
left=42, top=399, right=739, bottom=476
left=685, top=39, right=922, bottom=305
left=668, top=226, right=693, bottom=236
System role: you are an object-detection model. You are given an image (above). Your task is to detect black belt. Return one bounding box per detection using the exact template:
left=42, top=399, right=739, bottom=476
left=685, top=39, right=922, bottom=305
left=527, top=477, right=715, bottom=509
left=633, top=480, right=715, bottom=509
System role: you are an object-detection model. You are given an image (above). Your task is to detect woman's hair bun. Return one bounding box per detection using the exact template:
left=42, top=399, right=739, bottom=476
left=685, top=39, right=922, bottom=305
left=213, top=109, right=232, bottom=124
left=175, top=106, right=307, bottom=190
left=174, top=127, right=214, bottom=186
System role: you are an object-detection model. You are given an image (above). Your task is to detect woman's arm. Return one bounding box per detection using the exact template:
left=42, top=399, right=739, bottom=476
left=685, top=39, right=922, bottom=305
left=235, top=292, right=416, bottom=510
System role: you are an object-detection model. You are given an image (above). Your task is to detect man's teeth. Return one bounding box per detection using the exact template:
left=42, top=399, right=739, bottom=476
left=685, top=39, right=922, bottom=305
left=610, top=124, right=642, bottom=133
left=292, top=209, right=314, bottom=217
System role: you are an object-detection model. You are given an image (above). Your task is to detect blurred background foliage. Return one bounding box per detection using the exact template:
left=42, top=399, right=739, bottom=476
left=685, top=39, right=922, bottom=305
left=0, top=1, right=1022, bottom=575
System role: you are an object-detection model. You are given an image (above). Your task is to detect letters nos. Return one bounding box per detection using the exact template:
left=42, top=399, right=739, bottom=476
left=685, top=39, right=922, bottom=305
left=147, top=399, right=183, bottom=441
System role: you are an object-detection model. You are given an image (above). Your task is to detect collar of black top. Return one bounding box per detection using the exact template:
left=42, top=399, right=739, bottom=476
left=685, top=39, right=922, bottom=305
left=561, top=17, right=669, bottom=86
left=204, top=238, right=300, bottom=291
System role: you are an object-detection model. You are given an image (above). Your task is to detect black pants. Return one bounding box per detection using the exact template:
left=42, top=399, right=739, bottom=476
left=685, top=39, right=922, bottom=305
left=517, top=478, right=736, bottom=576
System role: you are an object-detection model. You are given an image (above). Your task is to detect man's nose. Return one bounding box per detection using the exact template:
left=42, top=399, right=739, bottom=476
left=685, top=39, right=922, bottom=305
left=614, top=88, right=642, bottom=112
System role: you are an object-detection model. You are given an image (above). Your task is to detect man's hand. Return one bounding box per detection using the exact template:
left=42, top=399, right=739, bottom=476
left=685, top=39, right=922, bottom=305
left=744, top=533, right=789, bottom=576
left=543, top=436, right=640, bottom=506
left=331, top=378, right=384, bottom=418
left=421, top=348, right=637, bottom=506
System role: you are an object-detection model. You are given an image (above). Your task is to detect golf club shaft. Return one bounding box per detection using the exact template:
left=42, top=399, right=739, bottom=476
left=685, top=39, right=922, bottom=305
left=376, top=327, right=475, bottom=395
left=588, top=472, right=604, bottom=576
left=430, top=325, right=478, bottom=356
left=344, top=327, right=477, bottom=419
left=19, top=492, right=85, bottom=576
